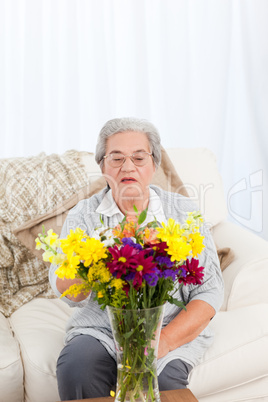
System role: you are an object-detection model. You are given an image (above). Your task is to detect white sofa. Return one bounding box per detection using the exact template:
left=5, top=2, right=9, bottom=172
left=1, top=148, right=268, bottom=402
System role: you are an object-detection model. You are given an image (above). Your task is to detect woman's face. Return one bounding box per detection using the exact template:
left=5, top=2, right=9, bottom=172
left=102, top=131, right=156, bottom=207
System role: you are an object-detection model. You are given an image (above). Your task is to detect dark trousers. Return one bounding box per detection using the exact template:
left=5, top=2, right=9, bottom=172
left=57, top=335, right=193, bottom=401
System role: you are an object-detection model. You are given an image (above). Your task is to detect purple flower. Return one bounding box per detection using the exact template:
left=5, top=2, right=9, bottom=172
left=144, top=273, right=158, bottom=286
left=122, top=237, right=143, bottom=250
left=144, top=267, right=161, bottom=287
left=179, top=267, right=187, bottom=278
left=155, top=256, right=174, bottom=268
left=160, top=269, right=177, bottom=281
left=125, top=272, right=135, bottom=281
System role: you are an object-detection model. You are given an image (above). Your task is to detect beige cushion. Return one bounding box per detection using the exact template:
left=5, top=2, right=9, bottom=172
left=9, top=298, right=72, bottom=402
left=166, top=148, right=227, bottom=227
left=0, top=312, right=24, bottom=401
left=189, top=304, right=268, bottom=401
left=212, top=221, right=268, bottom=311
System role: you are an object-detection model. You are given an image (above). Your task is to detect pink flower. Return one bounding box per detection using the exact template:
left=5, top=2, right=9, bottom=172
left=107, top=245, right=138, bottom=278
left=144, top=346, right=148, bottom=356
left=131, top=251, right=157, bottom=289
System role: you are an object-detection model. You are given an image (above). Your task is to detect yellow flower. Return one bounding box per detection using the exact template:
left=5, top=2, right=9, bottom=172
left=185, top=211, right=204, bottom=232
left=166, top=238, right=192, bottom=262
left=55, top=255, right=80, bottom=279
left=98, top=262, right=112, bottom=283
left=44, top=229, right=61, bottom=250
left=50, top=253, right=66, bottom=266
left=110, top=278, right=125, bottom=291
left=110, top=391, right=115, bottom=397
left=185, top=215, right=195, bottom=227
left=79, top=238, right=107, bottom=267
left=87, top=262, right=111, bottom=287
left=60, top=228, right=85, bottom=255
left=156, top=218, right=183, bottom=244
left=35, top=238, right=43, bottom=250
left=61, top=282, right=91, bottom=299
left=189, top=232, right=205, bottom=257
left=42, top=249, right=56, bottom=263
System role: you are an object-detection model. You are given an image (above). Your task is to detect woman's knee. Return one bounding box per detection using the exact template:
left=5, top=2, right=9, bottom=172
left=57, top=335, right=116, bottom=399
left=158, top=359, right=193, bottom=391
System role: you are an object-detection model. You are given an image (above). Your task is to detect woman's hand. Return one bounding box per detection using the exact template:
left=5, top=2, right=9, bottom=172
left=157, top=300, right=215, bottom=359
left=56, top=277, right=91, bottom=302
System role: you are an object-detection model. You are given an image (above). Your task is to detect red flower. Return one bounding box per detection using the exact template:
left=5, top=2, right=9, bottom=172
left=179, top=258, right=204, bottom=285
left=131, top=251, right=157, bottom=289
left=149, top=242, right=168, bottom=256
left=107, top=245, right=138, bottom=278
left=122, top=283, right=130, bottom=297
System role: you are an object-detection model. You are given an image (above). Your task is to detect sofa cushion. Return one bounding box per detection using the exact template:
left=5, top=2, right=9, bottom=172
left=166, top=148, right=227, bottom=227
left=189, top=304, right=268, bottom=401
left=212, top=221, right=268, bottom=311
left=0, top=312, right=24, bottom=401
left=9, top=298, right=72, bottom=402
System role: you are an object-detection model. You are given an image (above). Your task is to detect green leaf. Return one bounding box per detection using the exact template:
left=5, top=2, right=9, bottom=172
left=138, top=209, right=147, bottom=225
left=133, top=205, right=138, bottom=213
left=168, top=297, right=186, bottom=310
left=137, top=318, right=145, bottom=326
left=122, top=330, right=134, bottom=339
left=99, top=215, right=104, bottom=225
left=120, top=216, right=127, bottom=230
left=147, top=219, right=158, bottom=228
left=77, top=264, right=89, bottom=281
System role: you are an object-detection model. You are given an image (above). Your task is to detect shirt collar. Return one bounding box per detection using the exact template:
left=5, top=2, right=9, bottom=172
left=96, top=188, right=167, bottom=225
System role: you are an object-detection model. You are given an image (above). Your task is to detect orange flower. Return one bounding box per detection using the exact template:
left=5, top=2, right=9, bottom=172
left=112, top=216, right=140, bottom=239
left=143, top=227, right=158, bottom=244
left=122, top=222, right=136, bottom=237
left=112, top=225, right=124, bottom=239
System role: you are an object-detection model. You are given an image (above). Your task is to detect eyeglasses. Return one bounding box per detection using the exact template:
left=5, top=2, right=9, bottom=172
left=103, top=151, right=153, bottom=168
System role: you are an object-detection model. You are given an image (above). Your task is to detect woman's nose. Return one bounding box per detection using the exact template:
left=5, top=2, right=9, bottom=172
left=121, top=156, right=135, bottom=170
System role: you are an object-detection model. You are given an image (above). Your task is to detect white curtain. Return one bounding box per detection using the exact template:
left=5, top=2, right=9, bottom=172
left=0, top=0, right=267, bottom=241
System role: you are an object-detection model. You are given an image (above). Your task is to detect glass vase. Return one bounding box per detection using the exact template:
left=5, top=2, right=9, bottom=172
left=107, top=305, right=165, bottom=402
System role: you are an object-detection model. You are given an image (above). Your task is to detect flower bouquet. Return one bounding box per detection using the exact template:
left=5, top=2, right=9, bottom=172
left=36, top=208, right=205, bottom=402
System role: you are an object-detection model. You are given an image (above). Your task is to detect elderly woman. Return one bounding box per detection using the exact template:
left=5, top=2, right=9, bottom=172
left=49, top=117, right=224, bottom=400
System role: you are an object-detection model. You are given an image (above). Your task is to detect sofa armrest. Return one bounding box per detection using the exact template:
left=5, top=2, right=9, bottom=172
left=211, top=221, right=268, bottom=311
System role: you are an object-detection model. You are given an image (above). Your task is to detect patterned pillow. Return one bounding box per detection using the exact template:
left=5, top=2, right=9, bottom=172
left=0, top=150, right=94, bottom=317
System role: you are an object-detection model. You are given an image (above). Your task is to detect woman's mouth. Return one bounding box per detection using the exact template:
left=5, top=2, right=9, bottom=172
left=121, top=177, right=137, bottom=183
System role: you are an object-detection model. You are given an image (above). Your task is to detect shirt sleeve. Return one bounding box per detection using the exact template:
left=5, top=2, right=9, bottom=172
left=183, top=223, right=224, bottom=313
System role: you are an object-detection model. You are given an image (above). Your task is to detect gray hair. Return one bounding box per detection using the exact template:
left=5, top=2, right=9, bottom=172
left=95, top=117, right=162, bottom=168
